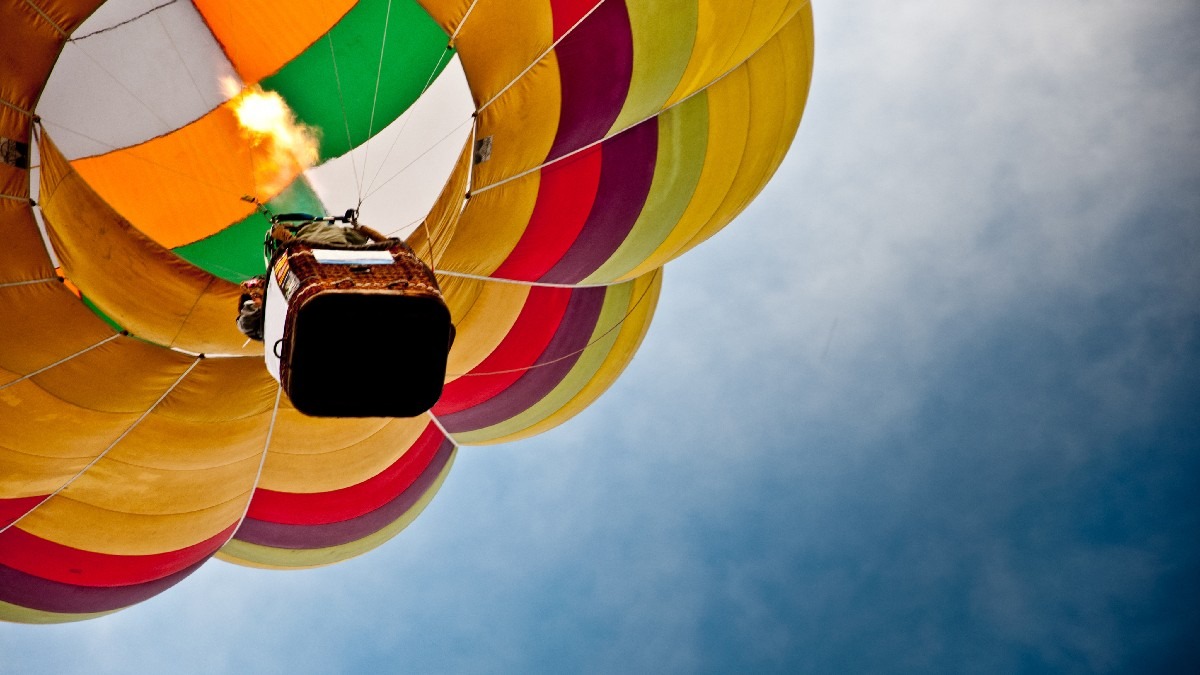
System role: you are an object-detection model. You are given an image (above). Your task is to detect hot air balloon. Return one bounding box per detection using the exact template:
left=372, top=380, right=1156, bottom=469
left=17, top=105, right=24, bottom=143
left=0, top=0, right=815, bottom=622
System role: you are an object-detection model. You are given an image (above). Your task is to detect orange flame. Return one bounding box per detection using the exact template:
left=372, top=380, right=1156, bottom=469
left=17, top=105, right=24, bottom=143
left=225, top=81, right=320, bottom=200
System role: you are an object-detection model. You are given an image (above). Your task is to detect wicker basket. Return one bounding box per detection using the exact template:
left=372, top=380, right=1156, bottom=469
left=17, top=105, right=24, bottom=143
left=270, top=238, right=453, bottom=418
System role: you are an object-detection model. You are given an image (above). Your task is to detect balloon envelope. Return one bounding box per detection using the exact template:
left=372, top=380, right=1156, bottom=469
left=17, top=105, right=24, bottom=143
left=0, top=0, right=814, bottom=622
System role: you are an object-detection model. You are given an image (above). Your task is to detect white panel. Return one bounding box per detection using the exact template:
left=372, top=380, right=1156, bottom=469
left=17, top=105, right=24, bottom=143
left=37, top=0, right=240, bottom=159
left=304, top=55, right=475, bottom=241
left=263, top=274, right=287, bottom=383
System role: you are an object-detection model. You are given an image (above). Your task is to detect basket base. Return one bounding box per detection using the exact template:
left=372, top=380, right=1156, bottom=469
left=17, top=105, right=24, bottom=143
left=283, top=292, right=452, bottom=418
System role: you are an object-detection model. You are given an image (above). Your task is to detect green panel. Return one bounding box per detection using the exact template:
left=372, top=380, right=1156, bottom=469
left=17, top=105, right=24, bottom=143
left=583, top=93, right=710, bottom=284
left=261, top=0, right=454, bottom=160
left=610, top=0, right=699, bottom=134
left=0, top=600, right=116, bottom=625
left=173, top=178, right=326, bottom=282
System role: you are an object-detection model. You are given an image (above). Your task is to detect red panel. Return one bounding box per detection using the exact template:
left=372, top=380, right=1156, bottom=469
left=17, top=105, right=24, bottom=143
left=246, top=422, right=445, bottom=525
left=550, top=0, right=600, bottom=40
left=490, top=145, right=603, bottom=281
left=0, top=522, right=235, bottom=587
left=433, top=286, right=574, bottom=415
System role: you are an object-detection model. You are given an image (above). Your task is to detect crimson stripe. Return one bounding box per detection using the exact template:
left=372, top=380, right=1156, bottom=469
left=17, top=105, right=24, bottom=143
left=0, top=558, right=206, bottom=615
left=490, top=145, right=603, bottom=281
left=546, top=0, right=634, bottom=161
left=550, top=0, right=598, bottom=40
left=437, top=286, right=607, bottom=433
left=246, top=423, right=445, bottom=526
left=232, top=437, right=455, bottom=551
left=433, top=286, right=574, bottom=415
left=0, top=522, right=235, bottom=587
left=542, top=118, right=659, bottom=284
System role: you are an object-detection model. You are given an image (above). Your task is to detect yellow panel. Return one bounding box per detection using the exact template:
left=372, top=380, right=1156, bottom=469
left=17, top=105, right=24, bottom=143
left=438, top=272, right=485, bottom=322
left=0, top=335, right=197, bottom=500
left=154, top=356, right=276, bottom=422
left=265, top=409, right=389, bottom=457
left=0, top=0, right=69, bottom=112
left=783, top=8, right=817, bottom=144
left=0, top=345, right=192, bottom=501
left=433, top=173, right=541, bottom=277
left=420, top=0, right=554, bottom=107
left=471, top=54, right=562, bottom=190
left=0, top=384, right=133, bottom=497
left=406, top=134, right=472, bottom=265
left=51, top=452, right=260, bottom=520
left=439, top=275, right=530, bottom=381
left=0, top=167, right=27, bottom=202
left=0, top=200, right=56, bottom=285
left=0, top=368, right=137, bottom=449
left=669, top=11, right=813, bottom=258
left=192, top=0, right=357, bottom=83
left=1, top=444, right=97, bottom=499
left=69, top=103, right=287, bottom=249
left=33, top=0, right=105, bottom=34
left=28, top=337, right=198, bottom=413
left=17, top=491, right=246, bottom=555
left=0, top=282, right=116, bottom=381
left=97, top=358, right=275, bottom=470
left=39, top=133, right=259, bottom=355
left=666, top=0, right=805, bottom=106
left=414, top=0, right=476, bottom=38
left=10, top=354, right=274, bottom=554
left=258, top=414, right=430, bottom=494
left=680, top=33, right=796, bottom=251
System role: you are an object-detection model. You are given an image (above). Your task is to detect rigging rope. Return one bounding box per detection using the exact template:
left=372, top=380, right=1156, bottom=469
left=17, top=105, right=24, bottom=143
left=443, top=268, right=660, bottom=379
left=0, top=356, right=202, bottom=536
left=68, top=0, right=179, bottom=42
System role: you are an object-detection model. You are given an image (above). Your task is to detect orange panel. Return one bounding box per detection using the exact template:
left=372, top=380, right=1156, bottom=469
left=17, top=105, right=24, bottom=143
left=69, top=100, right=306, bottom=249
left=192, top=0, right=357, bottom=83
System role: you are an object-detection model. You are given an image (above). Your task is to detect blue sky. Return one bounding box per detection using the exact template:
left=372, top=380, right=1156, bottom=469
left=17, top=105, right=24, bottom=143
left=4, top=1, right=1199, bottom=672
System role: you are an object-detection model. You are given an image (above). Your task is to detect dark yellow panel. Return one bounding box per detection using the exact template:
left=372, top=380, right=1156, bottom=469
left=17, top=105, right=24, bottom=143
left=0, top=199, right=55, bottom=284
left=38, top=132, right=259, bottom=356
